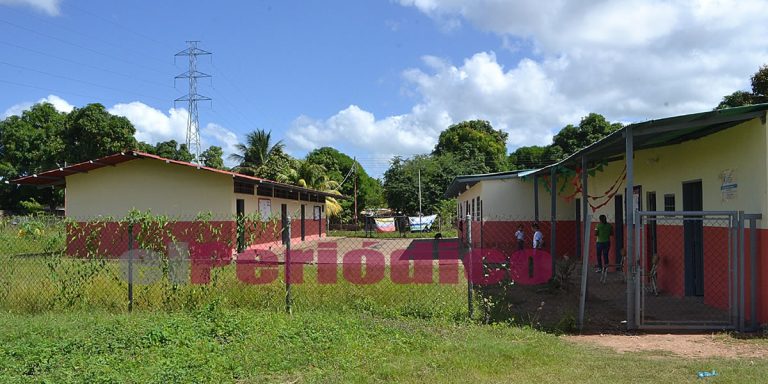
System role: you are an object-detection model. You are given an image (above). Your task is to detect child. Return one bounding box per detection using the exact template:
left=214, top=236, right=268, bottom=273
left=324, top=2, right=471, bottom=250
left=515, top=224, right=525, bottom=250
left=532, top=223, right=544, bottom=249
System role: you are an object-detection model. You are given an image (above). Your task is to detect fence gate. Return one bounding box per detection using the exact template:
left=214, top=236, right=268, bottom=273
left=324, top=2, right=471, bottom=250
left=634, top=211, right=749, bottom=330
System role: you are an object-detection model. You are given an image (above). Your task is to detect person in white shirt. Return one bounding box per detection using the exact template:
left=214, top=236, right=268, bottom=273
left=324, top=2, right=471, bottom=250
left=515, top=224, right=525, bottom=251
left=532, top=223, right=544, bottom=249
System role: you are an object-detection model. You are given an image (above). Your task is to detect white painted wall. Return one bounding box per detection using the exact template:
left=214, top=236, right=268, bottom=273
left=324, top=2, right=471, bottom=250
left=65, top=158, right=232, bottom=219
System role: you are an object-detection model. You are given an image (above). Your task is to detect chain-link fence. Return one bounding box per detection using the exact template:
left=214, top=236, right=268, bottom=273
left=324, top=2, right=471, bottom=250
left=3, top=211, right=757, bottom=331
left=636, top=212, right=737, bottom=329
left=0, top=212, right=469, bottom=321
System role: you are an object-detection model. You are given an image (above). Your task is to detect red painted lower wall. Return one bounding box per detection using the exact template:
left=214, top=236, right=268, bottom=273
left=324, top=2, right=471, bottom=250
left=459, top=218, right=767, bottom=324
left=67, top=217, right=326, bottom=258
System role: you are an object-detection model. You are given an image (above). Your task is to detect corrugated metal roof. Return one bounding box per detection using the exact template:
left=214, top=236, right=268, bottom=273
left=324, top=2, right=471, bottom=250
left=527, top=103, right=768, bottom=176
left=11, top=151, right=344, bottom=199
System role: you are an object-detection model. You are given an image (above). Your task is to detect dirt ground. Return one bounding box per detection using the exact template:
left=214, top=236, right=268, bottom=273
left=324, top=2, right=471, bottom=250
left=563, top=334, right=768, bottom=359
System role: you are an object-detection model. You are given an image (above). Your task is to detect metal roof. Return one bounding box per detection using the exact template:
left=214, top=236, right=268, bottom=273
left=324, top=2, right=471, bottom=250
left=11, top=151, right=344, bottom=199
left=444, top=169, right=529, bottom=198
left=527, top=103, right=768, bottom=176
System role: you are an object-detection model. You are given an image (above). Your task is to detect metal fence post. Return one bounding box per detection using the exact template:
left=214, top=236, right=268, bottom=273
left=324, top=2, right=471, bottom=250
left=466, top=215, right=473, bottom=320
left=749, top=215, right=761, bottom=331
left=577, top=214, right=592, bottom=331
left=285, top=215, right=292, bottom=315
left=738, top=211, right=745, bottom=331
left=127, top=223, right=134, bottom=313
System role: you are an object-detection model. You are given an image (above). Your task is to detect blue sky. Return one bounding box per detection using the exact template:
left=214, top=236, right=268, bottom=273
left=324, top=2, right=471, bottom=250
left=2, top=0, right=767, bottom=177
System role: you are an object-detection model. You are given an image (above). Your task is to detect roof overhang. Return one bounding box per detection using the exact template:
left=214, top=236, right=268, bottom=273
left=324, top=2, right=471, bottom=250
left=444, top=170, right=529, bottom=198
left=526, top=103, right=768, bottom=176
left=11, top=151, right=344, bottom=200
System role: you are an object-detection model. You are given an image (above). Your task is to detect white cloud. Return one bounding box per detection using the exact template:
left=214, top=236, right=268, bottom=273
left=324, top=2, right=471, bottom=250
left=0, top=0, right=62, bottom=16
left=2, top=94, right=74, bottom=118
left=2, top=95, right=242, bottom=164
left=108, top=101, right=242, bottom=164
left=399, top=0, right=768, bottom=121
left=287, top=52, right=583, bottom=157
left=108, top=102, right=188, bottom=145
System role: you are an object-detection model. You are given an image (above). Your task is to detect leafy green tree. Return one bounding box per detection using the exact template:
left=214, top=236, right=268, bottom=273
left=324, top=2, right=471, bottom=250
left=278, top=159, right=343, bottom=217
left=384, top=153, right=485, bottom=215
left=751, top=64, right=768, bottom=103
left=199, top=146, right=224, bottom=169
left=305, top=147, right=384, bottom=214
left=229, top=129, right=286, bottom=176
left=64, top=103, right=137, bottom=163
left=432, top=120, right=508, bottom=173
left=0, top=103, right=67, bottom=210
left=716, top=91, right=755, bottom=110
left=552, top=113, right=622, bottom=156
left=716, top=64, right=768, bottom=109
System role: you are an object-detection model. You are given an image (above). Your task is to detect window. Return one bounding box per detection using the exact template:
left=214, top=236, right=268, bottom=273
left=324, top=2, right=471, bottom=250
left=313, top=206, right=322, bottom=220
left=258, top=198, right=272, bottom=219
left=664, top=194, right=675, bottom=211
left=234, top=181, right=254, bottom=195
left=465, top=201, right=469, bottom=219
left=471, top=199, right=475, bottom=221
left=476, top=198, right=482, bottom=221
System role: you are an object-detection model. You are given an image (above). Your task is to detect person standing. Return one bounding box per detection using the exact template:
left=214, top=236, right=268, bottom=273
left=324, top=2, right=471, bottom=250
left=532, top=223, right=544, bottom=249
left=595, top=214, right=613, bottom=272
left=515, top=224, right=525, bottom=251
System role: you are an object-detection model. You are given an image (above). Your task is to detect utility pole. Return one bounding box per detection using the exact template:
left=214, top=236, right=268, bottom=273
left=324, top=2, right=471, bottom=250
left=175, top=41, right=211, bottom=163
left=418, top=168, right=422, bottom=231
left=353, top=158, right=358, bottom=229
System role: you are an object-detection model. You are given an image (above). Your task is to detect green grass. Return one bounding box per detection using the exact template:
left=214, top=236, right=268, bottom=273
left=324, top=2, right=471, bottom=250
left=329, top=229, right=458, bottom=239
left=0, top=308, right=766, bottom=383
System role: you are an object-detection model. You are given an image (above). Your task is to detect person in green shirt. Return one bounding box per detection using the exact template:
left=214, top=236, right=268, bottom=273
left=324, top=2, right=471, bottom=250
left=595, top=214, right=613, bottom=272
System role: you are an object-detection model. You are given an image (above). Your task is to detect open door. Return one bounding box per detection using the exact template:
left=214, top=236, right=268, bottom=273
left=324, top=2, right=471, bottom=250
left=301, top=205, right=306, bottom=241
left=683, top=181, right=704, bottom=296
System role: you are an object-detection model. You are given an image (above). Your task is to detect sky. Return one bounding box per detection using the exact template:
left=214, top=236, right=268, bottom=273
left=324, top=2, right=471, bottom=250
left=1, top=0, right=767, bottom=177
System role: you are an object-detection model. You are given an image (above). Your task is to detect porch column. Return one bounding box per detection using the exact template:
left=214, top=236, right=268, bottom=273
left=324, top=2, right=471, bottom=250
left=578, top=155, right=589, bottom=330
left=625, top=125, right=636, bottom=330
left=550, top=166, right=557, bottom=275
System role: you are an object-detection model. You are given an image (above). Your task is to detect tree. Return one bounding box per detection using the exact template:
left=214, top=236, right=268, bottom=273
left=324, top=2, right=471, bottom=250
left=305, top=147, right=384, bottom=214
left=64, top=103, right=137, bottom=163
left=151, top=140, right=195, bottom=162
left=432, top=120, right=508, bottom=173
left=383, top=153, right=486, bottom=215
left=716, top=91, right=755, bottom=110
left=751, top=64, right=768, bottom=103
left=715, top=64, right=768, bottom=109
left=278, top=159, right=343, bottom=217
left=552, top=113, right=622, bottom=156
left=0, top=103, right=67, bottom=210
left=199, top=146, right=224, bottom=169
left=229, top=129, right=286, bottom=176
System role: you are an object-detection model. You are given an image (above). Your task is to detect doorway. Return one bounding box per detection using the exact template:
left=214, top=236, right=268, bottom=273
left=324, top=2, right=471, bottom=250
left=281, top=203, right=288, bottom=246
left=236, top=199, right=245, bottom=252
left=683, top=180, right=704, bottom=296
left=614, top=195, right=624, bottom=264
left=301, top=205, right=306, bottom=241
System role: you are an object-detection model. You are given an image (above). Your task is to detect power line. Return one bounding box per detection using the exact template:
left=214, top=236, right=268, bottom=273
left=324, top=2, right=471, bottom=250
left=0, top=61, right=167, bottom=103
left=67, top=3, right=177, bottom=51
left=0, top=39, right=173, bottom=90
left=0, top=18, right=168, bottom=76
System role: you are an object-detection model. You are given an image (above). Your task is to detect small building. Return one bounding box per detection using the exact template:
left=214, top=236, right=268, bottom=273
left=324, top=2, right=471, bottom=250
left=13, top=151, right=340, bottom=252
left=446, top=104, right=768, bottom=329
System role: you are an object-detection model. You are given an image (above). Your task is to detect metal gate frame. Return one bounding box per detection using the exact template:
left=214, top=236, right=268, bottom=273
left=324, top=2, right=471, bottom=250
left=633, top=210, right=746, bottom=330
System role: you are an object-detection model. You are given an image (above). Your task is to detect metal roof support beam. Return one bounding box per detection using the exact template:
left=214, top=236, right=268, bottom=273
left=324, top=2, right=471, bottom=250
left=625, top=124, right=637, bottom=330
left=630, top=111, right=764, bottom=137
left=577, top=155, right=589, bottom=331
left=550, top=166, right=557, bottom=277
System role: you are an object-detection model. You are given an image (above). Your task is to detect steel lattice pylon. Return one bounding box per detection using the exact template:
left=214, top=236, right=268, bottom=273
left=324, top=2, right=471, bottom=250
left=175, top=41, right=211, bottom=163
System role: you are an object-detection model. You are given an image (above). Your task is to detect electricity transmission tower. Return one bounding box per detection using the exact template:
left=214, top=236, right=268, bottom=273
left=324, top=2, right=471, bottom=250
left=175, top=41, right=211, bottom=162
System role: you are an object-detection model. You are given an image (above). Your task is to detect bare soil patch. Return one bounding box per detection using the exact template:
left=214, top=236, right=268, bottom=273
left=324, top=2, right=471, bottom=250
left=563, top=334, right=768, bottom=359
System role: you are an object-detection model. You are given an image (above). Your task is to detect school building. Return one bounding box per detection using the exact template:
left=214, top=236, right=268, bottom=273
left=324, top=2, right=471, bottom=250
left=13, top=151, right=339, bottom=253
left=446, top=104, right=768, bottom=329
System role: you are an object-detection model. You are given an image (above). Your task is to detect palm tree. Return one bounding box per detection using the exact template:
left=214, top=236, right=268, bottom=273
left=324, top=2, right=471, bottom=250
left=228, top=129, right=286, bottom=175
left=278, top=160, right=342, bottom=217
